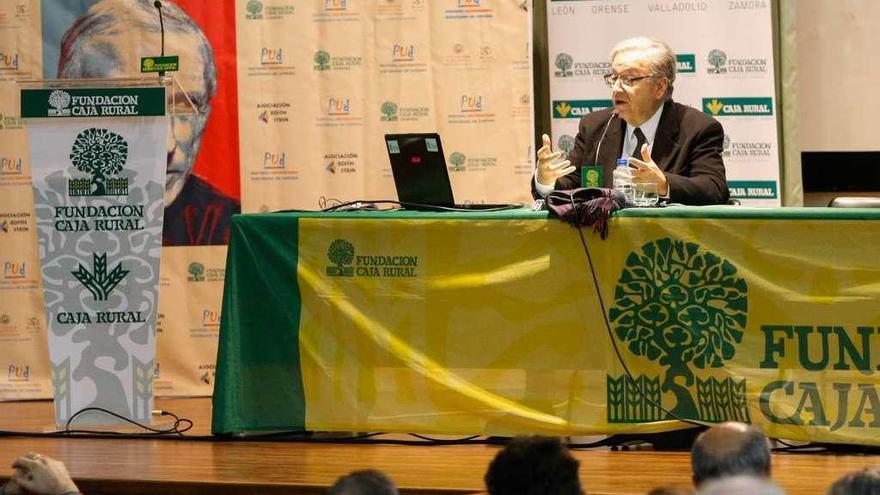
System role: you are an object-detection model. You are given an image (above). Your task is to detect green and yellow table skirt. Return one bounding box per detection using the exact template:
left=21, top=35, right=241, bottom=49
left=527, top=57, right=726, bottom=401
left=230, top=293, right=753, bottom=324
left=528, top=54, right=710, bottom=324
left=212, top=207, right=880, bottom=446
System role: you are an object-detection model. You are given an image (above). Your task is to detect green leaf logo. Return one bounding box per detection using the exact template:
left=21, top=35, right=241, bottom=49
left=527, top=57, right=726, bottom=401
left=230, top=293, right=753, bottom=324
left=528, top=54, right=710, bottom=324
left=71, top=253, right=129, bottom=301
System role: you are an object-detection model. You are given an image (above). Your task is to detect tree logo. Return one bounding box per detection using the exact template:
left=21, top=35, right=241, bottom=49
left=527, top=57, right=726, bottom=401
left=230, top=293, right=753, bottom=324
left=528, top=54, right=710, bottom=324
left=68, top=128, right=129, bottom=196
left=246, top=0, right=263, bottom=19
left=722, top=134, right=732, bottom=157
left=606, top=238, right=749, bottom=423
left=707, top=49, right=728, bottom=74
left=557, top=135, right=575, bottom=159
left=326, top=239, right=354, bottom=277
left=188, top=262, right=206, bottom=282
left=314, top=51, right=331, bottom=71
left=554, top=53, right=573, bottom=77
left=72, top=253, right=129, bottom=301
left=380, top=101, right=398, bottom=121
left=48, top=90, right=72, bottom=116
left=449, top=152, right=466, bottom=172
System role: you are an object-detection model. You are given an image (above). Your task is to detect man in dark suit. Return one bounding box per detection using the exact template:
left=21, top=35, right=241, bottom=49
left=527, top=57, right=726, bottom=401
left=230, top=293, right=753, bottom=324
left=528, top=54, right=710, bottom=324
left=534, top=38, right=729, bottom=205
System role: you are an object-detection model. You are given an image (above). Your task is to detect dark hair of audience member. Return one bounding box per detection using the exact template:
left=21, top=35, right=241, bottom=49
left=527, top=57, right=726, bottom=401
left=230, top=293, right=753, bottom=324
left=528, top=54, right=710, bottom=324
left=327, top=469, right=399, bottom=495
left=828, top=467, right=880, bottom=495
left=648, top=485, right=694, bottom=495
left=484, top=435, right=584, bottom=495
left=691, top=422, right=771, bottom=486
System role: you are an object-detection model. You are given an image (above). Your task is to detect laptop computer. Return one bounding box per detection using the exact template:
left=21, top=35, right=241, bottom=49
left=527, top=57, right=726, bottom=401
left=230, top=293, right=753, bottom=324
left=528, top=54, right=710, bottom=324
left=384, top=133, right=515, bottom=211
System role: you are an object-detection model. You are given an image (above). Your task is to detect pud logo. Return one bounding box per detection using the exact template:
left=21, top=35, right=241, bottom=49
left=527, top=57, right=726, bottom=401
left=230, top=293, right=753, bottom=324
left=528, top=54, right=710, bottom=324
left=3, top=261, right=25, bottom=279
left=460, top=95, right=482, bottom=113
left=326, top=0, right=348, bottom=10
left=392, top=44, right=415, bottom=62
left=8, top=365, right=29, bottom=382
left=246, top=0, right=263, bottom=19
left=202, top=309, right=221, bottom=327
left=260, top=48, right=283, bottom=65
left=263, top=152, right=286, bottom=169
left=328, top=98, right=351, bottom=116
left=68, top=128, right=129, bottom=196
left=0, top=51, right=20, bottom=71
left=0, top=157, right=22, bottom=176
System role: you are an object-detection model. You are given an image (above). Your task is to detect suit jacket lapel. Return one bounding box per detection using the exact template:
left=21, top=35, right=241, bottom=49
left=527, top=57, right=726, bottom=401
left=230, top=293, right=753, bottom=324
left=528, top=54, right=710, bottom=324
left=598, top=117, right=625, bottom=188
left=651, top=100, right=680, bottom=171
left=601, top=118, right=625, bottom=165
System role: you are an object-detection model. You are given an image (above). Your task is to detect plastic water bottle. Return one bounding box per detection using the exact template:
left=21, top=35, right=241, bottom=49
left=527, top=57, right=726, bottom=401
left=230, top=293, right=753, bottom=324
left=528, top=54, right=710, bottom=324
left=612, top=158, right=633, bottom=203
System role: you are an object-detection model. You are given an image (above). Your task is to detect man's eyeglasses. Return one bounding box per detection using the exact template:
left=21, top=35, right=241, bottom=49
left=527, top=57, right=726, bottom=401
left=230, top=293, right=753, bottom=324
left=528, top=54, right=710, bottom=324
left=603, top=73, right=653, bottom=88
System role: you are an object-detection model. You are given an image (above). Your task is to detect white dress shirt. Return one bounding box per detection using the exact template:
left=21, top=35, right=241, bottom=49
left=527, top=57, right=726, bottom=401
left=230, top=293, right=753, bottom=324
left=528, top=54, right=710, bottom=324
left=534, top=104, right=666, bottom=198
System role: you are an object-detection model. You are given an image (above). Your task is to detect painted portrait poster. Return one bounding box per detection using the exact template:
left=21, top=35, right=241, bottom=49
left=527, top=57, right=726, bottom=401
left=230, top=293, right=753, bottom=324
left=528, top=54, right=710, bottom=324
left=42, top=0, right=240, bottom=246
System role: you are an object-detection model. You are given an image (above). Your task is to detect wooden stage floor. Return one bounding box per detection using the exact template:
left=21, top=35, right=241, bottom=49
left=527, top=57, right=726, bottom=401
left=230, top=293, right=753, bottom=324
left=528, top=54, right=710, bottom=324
left=1, top=398, right=878, bottom=495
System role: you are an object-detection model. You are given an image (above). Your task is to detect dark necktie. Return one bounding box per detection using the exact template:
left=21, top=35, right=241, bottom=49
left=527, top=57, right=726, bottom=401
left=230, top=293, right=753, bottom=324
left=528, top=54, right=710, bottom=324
left=632, top=127, right=647, bottom=160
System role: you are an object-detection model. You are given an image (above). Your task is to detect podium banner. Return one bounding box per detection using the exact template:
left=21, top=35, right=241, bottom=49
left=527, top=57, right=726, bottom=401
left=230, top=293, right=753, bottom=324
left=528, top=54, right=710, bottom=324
left=24, top=86, right=167, bottom=423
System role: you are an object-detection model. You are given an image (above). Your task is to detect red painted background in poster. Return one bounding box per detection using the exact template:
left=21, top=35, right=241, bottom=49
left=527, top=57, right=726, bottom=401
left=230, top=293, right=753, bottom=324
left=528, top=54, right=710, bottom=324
left=174, top=0, right=240, bottom=201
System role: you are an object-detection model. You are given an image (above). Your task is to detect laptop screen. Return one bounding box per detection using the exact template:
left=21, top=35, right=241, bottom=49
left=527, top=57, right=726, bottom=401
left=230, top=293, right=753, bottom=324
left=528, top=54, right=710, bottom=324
left=385, top=133, right=456, bottom=207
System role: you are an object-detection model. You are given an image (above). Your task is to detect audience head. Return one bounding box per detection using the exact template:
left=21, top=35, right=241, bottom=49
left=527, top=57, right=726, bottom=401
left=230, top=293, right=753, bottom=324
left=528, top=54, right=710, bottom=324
left=9, top=452, right=79, bottom=495
left=697, top=475, right=785, bottom=495
left=828, top=467, right=880, bottom=495
left=485, top=435, right=584, bottom=495
left=327, top=469, right=399, bottom=495
left=648, top=486, right=694, bottom=495
left=691, top=422, right=771, bottom=487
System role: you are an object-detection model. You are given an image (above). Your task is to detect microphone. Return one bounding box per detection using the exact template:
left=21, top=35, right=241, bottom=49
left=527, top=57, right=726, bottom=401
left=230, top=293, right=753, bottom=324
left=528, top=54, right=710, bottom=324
left=154, top=1, right=166, bottom=76
left=593, top=111, right=618, bottom=167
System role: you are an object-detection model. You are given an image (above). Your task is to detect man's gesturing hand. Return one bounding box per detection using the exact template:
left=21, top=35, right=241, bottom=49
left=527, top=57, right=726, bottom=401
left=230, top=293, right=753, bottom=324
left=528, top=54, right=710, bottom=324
left=536, top=134, right=575, bottom=186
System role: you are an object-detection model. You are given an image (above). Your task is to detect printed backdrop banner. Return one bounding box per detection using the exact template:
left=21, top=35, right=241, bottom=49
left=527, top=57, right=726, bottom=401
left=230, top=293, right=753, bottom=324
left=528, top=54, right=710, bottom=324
left=24, top=88, right=167, bottom=423
left=215, top=209, right=880, bottom=446
left=547, top=0, right=780, bottom=206
left=0, top=0, right=533, bottom=400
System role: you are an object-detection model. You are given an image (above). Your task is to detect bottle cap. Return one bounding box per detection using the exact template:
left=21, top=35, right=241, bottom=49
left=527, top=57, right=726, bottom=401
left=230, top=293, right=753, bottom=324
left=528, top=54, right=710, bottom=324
left=616, top=158, right=628, bottom=167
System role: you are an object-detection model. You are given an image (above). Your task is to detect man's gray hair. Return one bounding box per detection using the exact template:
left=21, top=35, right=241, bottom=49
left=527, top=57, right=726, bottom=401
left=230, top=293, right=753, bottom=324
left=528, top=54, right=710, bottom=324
left=610, top=37, right=676, bottom=100
left=697, top=476, right=786, bottom=495
left=59, top=0, right=217, bottom=106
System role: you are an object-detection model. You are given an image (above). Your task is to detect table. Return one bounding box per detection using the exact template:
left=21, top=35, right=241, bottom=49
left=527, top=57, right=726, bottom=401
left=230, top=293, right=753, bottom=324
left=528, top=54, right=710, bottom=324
left=213, top=206, right=880, bottom=446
